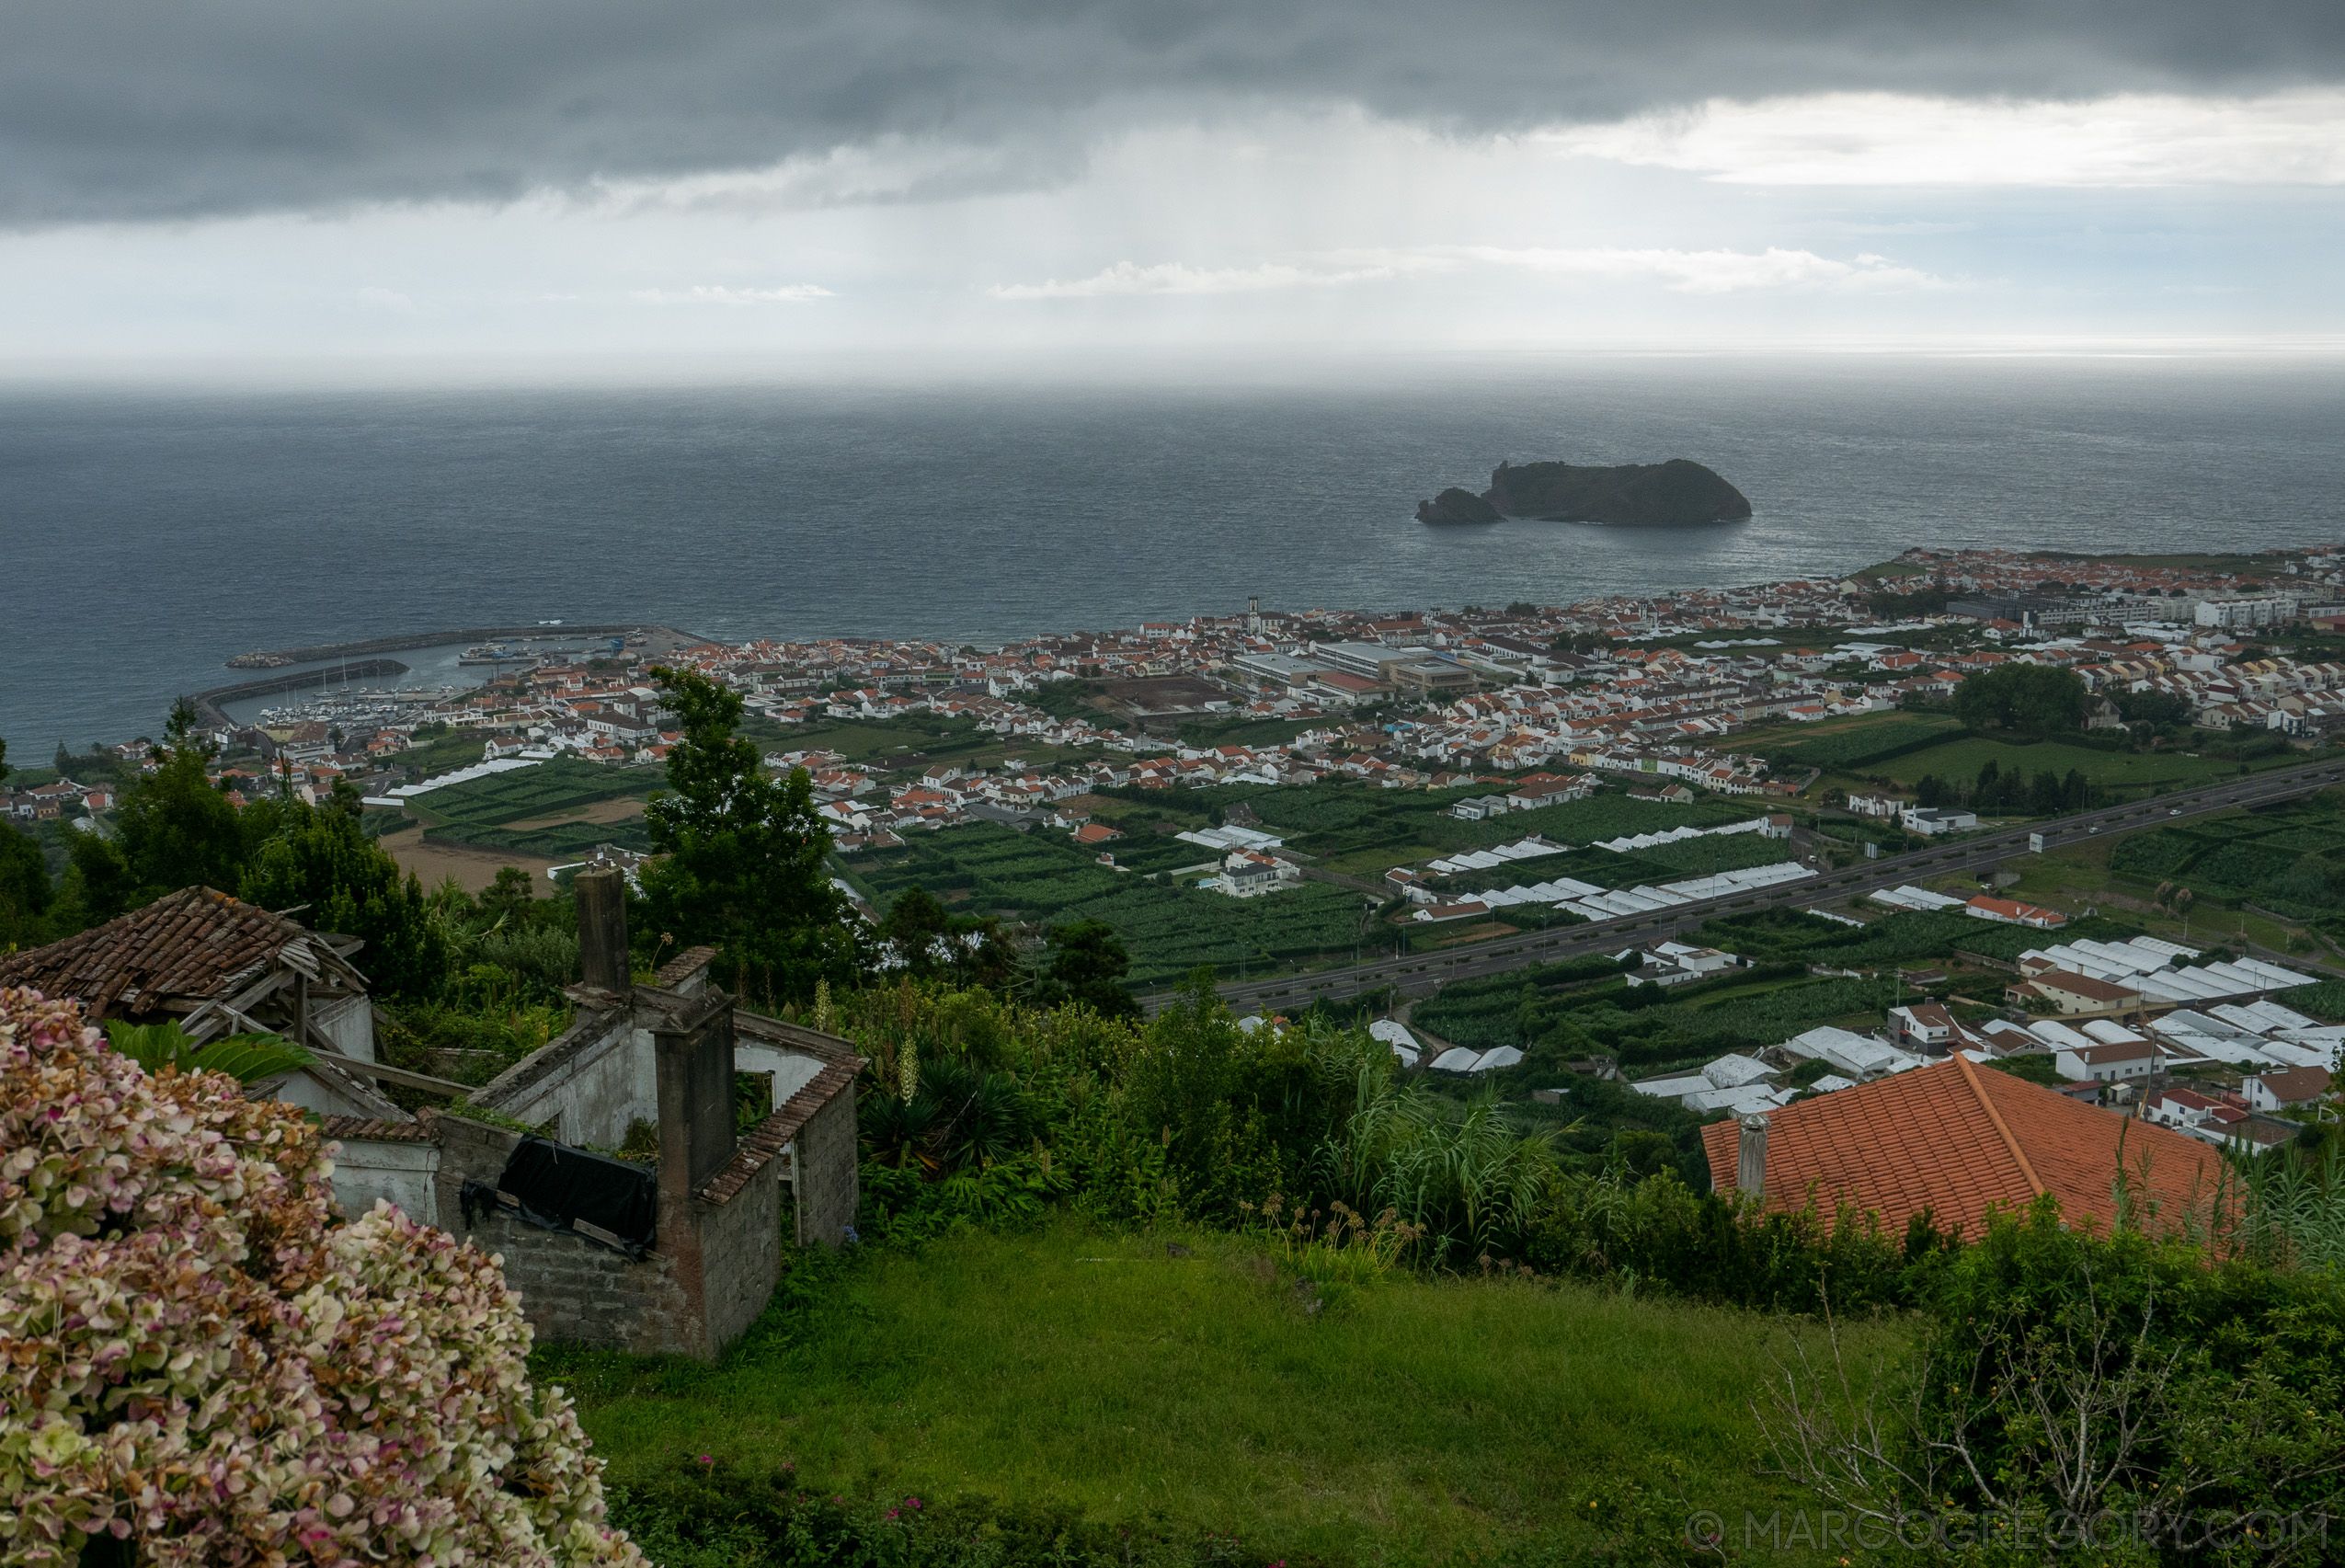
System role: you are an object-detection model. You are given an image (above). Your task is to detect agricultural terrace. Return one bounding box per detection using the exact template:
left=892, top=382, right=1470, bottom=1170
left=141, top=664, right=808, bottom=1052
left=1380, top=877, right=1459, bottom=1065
left=749, top=710, right=1103, bottom=775
left=1414, top=905, right=2155, bottom=1101
left=837, top=822, right=1384, bottom=989
left=549, top=1222, right=1881, bottom=1566
left=838, top=785, right=1782, bottom=988
left=393, top=756, right=667, bottom=860
left=1992, top=785, right=2345, bottom=961
left=1424, top=830, right=1791, bottom=899
left=1081, top=779, right=1767, bottom=878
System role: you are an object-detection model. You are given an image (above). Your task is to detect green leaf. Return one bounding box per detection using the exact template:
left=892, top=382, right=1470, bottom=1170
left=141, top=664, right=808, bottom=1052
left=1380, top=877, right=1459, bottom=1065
left=189, top=1032, right=315, bottom=1084
left=103, top=1020, right=313, bottom=1084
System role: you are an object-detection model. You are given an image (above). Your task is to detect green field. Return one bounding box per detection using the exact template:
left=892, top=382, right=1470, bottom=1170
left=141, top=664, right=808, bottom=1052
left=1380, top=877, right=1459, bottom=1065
left=1875, top=735, right=2272, bottom=795
left=1744, top=716, right=1962, bottom=773
left=840, top=823, right=1382, bottom=987
left=398, top=726, right=490, bottom=777
left=2075, top=789, right=2345, bottom=942
left=758, top=713, right=1100, bottom=776
left=1173, top=713, right=1335, bottom=750
left=397, top=757, right=666, bottom=858
left=546, top=1223, right=1881, bottom=1564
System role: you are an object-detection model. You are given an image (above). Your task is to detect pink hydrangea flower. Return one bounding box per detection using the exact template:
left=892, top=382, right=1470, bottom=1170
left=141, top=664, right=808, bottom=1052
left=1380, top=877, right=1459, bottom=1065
left=0, top=987, right=644, bottom=1567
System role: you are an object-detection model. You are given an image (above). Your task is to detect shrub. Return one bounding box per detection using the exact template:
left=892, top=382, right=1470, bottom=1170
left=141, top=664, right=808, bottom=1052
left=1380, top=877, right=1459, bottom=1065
left=1757, top=1201, right=2345, bottom=1559
left=0, top=987, right=640, bottom=1567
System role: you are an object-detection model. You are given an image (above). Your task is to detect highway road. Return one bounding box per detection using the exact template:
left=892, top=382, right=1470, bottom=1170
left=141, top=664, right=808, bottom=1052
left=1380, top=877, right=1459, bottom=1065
left=1138, top=758, right=2345, bottom=1017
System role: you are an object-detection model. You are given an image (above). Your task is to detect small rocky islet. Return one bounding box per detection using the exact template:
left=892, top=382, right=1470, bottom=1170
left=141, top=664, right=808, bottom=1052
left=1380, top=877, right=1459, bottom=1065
left=1416, top=458, right=1753, bottom=526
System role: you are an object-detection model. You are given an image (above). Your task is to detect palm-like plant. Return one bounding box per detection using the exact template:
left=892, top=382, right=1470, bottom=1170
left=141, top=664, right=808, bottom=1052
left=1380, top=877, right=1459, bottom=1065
left=1310, top=1058, right=1561, bottom=1263
left=1376, top=1097, right=1558, bottom=1261
left=103, top=1020, right=315, bottom=1085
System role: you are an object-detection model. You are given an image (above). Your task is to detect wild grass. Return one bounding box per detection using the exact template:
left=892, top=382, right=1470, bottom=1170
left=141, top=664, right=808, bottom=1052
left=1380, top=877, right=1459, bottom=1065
left=1880, top=736, right=2263, bottom=793
left=548, top=1220, right=1902, bottom=1563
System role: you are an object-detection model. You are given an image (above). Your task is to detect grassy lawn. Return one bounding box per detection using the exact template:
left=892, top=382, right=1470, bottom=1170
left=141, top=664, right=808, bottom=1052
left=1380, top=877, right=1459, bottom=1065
left=547, top=1223, right=1891, bottom=1563
left=395, top=756, right=666, bottom=858
left=1877, top=736, right=2266, bottom=794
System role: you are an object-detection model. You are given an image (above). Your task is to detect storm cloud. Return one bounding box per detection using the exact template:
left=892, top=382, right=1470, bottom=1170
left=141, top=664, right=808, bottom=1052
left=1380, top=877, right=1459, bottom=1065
left=8, top=0, right=2345, bottom=224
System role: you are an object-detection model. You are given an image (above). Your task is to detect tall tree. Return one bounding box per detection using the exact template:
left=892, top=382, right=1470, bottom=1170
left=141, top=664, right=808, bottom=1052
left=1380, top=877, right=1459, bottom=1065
left=240, top=808, right=446, bottom=1001
left=878, top=886, right=952, bottom=976
left=1034, top=917, right=1141, bottom=1019
left=1953, top=663, right=2088, bottom=736
left=2029, top=768, right=2065, bottom=816
left=634, top=666, right=859, bottom=1004
left=56, top=831, right=135, bottom=928
left=0, top=739, right=54, bottom=949
left=111, top=700, right=244, bottom=900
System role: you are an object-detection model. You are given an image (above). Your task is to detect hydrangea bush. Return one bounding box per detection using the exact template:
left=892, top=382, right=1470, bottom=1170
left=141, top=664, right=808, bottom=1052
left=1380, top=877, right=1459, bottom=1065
left=0, top=987, right=644, bottom=1566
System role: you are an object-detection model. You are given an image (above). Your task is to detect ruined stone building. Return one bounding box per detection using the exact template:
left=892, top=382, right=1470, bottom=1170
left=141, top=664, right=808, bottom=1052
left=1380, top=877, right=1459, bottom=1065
left=1, top=869, right=860, bottom=1360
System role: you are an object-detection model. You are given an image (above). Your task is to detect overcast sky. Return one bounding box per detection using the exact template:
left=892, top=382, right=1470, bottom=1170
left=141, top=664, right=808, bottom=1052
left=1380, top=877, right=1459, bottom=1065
left=7, top=0, right=2345, bottom=364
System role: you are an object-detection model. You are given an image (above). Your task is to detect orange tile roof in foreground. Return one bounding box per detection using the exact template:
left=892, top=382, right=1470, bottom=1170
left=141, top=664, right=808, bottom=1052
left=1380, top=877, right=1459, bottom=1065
left=1701, top=1055, right=2223, bottom=1240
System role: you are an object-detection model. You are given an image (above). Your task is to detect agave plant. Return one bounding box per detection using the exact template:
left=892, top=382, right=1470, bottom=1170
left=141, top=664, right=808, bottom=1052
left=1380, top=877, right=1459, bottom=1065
left=103, top=1020, right=315, bottom=1085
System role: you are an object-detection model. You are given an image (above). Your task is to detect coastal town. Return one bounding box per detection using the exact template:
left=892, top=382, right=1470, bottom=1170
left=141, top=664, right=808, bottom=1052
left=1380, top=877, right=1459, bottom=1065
left=19, top=543, right=2345, bottom=837
left=15, top=543, right=2345, bottom=1139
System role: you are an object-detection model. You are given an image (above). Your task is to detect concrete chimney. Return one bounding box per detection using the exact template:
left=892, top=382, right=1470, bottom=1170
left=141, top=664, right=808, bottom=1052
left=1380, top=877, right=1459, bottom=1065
left=655, top=989, right=738, bottom=1191
left=575, top=866, right=630, bottom=992
left=1736, top=1113, right=1769, bottom=1200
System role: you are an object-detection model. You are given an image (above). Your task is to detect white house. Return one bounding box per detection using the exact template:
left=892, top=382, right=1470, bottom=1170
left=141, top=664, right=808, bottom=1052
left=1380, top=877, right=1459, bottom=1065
left=1214, top=850, right=1299, bottom=898
left=2053, top=1038, right=2162, bottom=1085
left=2244, top=1066, right=2331, bottom=1111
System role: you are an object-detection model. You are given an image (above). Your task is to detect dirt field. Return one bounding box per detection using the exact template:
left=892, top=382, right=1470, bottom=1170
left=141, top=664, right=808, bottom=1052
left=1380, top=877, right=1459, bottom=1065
left=499, top=796, right=649, bottom=831
left=378, top=825, right=560, bottom=895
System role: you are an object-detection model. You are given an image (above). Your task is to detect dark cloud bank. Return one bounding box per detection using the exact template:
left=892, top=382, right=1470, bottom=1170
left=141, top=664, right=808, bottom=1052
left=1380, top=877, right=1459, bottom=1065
left=9, top=0, right=2345, bottom=223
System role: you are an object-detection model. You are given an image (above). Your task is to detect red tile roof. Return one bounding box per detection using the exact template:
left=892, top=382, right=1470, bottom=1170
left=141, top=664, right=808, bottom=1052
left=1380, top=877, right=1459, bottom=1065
left=1701, top=1054, right=2222, bottom=1239
left=698, top=1058, right=861, bottom=1206
left=0, top=886, right=342, bottom=1020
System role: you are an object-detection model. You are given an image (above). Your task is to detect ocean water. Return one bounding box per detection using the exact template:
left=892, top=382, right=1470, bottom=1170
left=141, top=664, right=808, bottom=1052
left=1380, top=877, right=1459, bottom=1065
left=6, top=353, right=2344, bottom=754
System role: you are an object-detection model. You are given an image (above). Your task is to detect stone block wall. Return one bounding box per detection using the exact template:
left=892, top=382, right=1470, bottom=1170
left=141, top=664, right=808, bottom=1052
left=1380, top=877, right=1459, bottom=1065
left=792, top=1080, right=861, bottom=1248
left=431, top=1113, right=693, bottom=1353
left=463, top=1202, right=693, bottom=1351
left=698, top=1152, right=785, bottom=1351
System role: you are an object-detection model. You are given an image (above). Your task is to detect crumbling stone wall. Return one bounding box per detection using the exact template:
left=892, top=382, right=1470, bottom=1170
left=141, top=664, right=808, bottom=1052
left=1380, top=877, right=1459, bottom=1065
left=792, top=1081, right=860, bottom=1248
left=431, top=1114, right=695, bottom=1354
left=467, top=1007, right=651, bottom=1150
left=698, top=1155, right=785, bottom=1350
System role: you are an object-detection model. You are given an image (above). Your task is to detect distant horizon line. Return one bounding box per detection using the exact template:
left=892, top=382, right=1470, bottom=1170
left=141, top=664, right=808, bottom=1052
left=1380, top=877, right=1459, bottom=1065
left=5, top=338, right=2345, bottom=392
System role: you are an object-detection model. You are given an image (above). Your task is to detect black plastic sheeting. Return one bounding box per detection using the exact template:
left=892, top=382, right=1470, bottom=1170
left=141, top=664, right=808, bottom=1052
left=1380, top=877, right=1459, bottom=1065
left=460, top=1136, right=658, bottom=1260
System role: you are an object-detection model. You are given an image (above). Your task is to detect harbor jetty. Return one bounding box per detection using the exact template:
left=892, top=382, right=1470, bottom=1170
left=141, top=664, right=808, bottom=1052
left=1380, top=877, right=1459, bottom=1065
left=225, top=624, right=699, bottom=670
